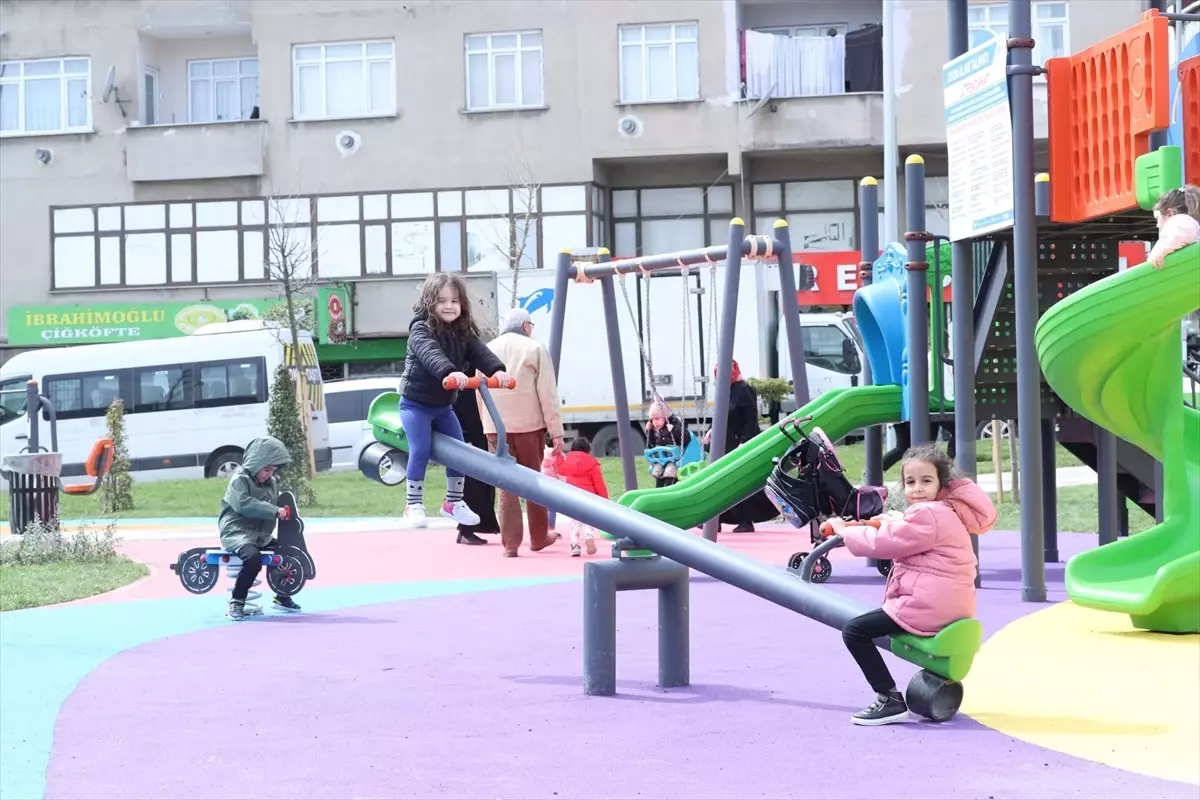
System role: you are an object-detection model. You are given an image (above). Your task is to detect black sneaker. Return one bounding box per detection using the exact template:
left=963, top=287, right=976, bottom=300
left=227, top=600, right=247, bottom=621
left=457, top=532, right=487, bottom=546
left=273, top=594, right=302, bottom=613
left=851, top=691, right=910, bottom=726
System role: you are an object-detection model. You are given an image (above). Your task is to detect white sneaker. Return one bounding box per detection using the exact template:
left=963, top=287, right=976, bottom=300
left=405, top=503, right=428, bottom=529
left=440, top=500, right=480, bottom=526
left=584, top=534, right=597, bottom=555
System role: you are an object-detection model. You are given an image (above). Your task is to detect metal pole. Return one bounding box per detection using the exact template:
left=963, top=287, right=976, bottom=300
left=1008, top=0, right=1047, bottom=602
left=1041, top=417, right=1058, bottom=562
left=598, top=251, right=639, bottom=492
left=882, top=0, right=899, bottom=243
left=548, top=248, right=572, bottom=376
left=948, top=0, right=980, bottom=585
left=25, top=380, right=39, bottom=452
left=1096, top=423, right=1120, bottom=545
left=904, top=156, right=931, bottom=446
left=701, top=218, right=746, bottom=542
left=772, top=221, right=811, bottom=409
left=858, top=178, right=885, bottom=488
left=574, top=237, right=772, bottom=281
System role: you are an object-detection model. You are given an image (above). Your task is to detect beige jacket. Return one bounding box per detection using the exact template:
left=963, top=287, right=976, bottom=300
left=477, top=331, right=564, bottom=438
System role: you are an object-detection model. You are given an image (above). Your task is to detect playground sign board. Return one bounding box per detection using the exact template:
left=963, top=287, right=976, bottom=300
left=944, top=37, right=1015, bottom=242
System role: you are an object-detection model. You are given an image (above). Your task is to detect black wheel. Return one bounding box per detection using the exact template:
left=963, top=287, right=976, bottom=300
left=267, top=546, right=308, bottom=596
left=175, top=548, right=219, bottom=594
left=905, top=670, right=965, bottom=722
left=876, top=559, right=893, bottom=577
left=787, top=551, right=809, bottom=571
left=809, top=555, right=832, bottom=584
left=205, top=447, right=244, bottom=479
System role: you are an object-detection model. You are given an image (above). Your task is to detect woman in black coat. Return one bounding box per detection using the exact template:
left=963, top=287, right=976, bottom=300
left=451, top=372, right=500, bottom=545
left=703, top=360, right=779, bottom=532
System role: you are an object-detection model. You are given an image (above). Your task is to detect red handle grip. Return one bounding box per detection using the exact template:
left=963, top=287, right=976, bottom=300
left=819, top=517, right=881, bottom=537
left=442, top=376, right=518, bottom=390
left=278, top=505, right=292, bottom=521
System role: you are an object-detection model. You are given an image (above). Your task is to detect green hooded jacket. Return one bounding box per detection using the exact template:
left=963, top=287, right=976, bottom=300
left=217, top=436, right=293, bottom=551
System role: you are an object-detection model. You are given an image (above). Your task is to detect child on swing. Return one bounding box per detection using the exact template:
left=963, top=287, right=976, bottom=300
left=645, top=400, right=685, bottom=487
left=399, top=273, right=510, bottom=528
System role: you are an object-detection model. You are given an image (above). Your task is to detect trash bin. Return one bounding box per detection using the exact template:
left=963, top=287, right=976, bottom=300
left=2, top=452, right=62, bottom=535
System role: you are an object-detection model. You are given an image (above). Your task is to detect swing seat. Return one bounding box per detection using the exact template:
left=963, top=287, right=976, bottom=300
left=643, top=428, right=704, bottom=469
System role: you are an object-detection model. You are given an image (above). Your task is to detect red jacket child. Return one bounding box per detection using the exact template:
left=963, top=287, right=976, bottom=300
left=554, top=441, right=609, bottom=499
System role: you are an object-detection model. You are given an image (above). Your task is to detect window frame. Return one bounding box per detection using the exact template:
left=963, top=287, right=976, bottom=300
left=291, top=39, right=396, bottom=121
left=464, top=30, right=545, bottom=111
left=758, top=24, right=849, bottom=38
left=967, top=1, right=1069, bottom=75
left=194, top=357, right=268, bottom=409
left=43, top=368, right=133, bottom=421
left=133, top=363, right=193, bottom=414
left=186, top=57, right=259, bottom=123
left=617, top=22, right=701, bottom=104
left=0, top=56, right=93, bottom=137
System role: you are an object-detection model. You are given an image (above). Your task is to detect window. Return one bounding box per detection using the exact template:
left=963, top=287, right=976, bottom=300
left=465, top=31, right=544, bottom=110
left=968, top=2, right=1068, bottom=65
left=135, top=366, right=190, bottom=412
left=325, top=389, right=364, bottom=424
left=801, top=326, right=859, bottom=374
left=196, top=359, right=266, bottom=407
left=759, top=24, right=848, bottom=38
left=0, top=377, right=28, bottom=426
left=44, top=371, right=130, bottom=420
left=293, top=40, right=395, bottom=120
left=188, top=58, right=258, bottom=123
left=0, top=57, right=91, bottom=136
left=618, top=23, right=700, bottom=103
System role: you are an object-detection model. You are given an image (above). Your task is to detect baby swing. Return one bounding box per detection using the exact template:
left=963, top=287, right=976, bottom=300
left=616, top=260, right=718, bottom=476
left=764, top=416, right=892, bottom=583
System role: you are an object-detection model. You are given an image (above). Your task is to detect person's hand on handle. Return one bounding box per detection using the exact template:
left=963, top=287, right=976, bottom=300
left=551, top=435, right=564, bottom=455
left=492, top=371, right=513, bottom=389
left=446, top=371, right=470, bottom=389
left=276, top=505, right=291, bottom=520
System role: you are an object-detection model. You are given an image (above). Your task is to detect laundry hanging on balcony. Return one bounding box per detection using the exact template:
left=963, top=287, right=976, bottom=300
left=743, top=29, right=846, bottom=101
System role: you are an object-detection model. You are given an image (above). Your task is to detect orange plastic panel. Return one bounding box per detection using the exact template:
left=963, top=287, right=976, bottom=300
left=1047, top=9, right=1170, bottom=223
left=1182, top=55, right=1200, bottom=185
left=85, top=438, right=114, bottom=478
left=62, top=483, right=91, bottom=495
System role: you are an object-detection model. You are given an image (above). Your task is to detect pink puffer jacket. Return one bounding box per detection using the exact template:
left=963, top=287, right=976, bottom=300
left=841, top=479, right=997, bottom=636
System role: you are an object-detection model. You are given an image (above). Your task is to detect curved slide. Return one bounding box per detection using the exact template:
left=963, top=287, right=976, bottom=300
left=1035, top=243, right=1200, bottom=633
left=617, top=385, right=904, bottom=528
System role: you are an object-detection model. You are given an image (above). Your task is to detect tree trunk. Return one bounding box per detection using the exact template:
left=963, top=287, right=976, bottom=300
left=283, top=283, right=317, bottom=480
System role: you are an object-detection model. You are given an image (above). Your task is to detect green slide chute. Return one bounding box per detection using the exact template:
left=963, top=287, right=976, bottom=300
left=618, top=385, right=904, bottom=529
left=1035, top=243, right=1200, bottom=634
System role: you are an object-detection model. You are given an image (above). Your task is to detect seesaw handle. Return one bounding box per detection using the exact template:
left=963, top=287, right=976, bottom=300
left=442, top=376, right=518, bottom=390
left=819, top=518, right=883, bottom=537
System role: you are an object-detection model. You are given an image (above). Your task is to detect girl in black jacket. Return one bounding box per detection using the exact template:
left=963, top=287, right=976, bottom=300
left=399, top=274, right=508, bottom=529
left=645, top=400, right=685, bottom=487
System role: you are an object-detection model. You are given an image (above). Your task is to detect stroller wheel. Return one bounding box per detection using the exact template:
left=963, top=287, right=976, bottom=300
left=809, top=556, right=833, bottom=584
left=876, top=559, right=893, bottom=577
left=787, top=551, right=809, bottom=572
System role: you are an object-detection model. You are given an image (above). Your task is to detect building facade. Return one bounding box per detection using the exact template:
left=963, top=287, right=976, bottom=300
left=0, top=0, right=1146, bottom=373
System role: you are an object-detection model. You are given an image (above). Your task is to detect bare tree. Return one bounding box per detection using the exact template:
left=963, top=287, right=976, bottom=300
left=264, top=189, right=321, bottom=482
left=469, top=148, right=540, bottom=309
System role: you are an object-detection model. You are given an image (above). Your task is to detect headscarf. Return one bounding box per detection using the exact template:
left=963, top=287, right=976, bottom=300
left=713, top=359, right=743, bottom=384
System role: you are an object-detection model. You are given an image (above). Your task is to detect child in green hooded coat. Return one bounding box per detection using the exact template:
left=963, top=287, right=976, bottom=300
left=218, top=436, right=300, bottom=620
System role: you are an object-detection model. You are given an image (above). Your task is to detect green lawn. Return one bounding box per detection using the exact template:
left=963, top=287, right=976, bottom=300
left=0, top=442, right=1149, bottom=536
left=0, top=558, right=148, bottom=612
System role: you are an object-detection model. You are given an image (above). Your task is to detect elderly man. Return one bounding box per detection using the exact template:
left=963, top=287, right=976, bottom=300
left=479, top=307, right=564, bottom=556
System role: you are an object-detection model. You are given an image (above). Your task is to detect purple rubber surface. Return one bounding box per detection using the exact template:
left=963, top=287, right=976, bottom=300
left=45, top=532, right=1197, bottom=800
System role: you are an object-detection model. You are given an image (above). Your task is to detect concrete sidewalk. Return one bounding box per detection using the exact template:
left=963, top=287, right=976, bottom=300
left=975, top=465, right=1096, bottom=494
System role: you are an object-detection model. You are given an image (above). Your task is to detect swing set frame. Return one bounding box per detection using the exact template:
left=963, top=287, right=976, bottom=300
left=544, top=218, right=813, bottom=543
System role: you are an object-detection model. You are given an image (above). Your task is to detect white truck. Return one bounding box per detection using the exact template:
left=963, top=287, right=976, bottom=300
left=499, top=263, right=868, bottom=457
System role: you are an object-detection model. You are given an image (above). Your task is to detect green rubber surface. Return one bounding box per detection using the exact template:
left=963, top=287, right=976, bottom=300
left=616, top=385, right=905, bottom=530
left=1036, top=243, right=1200, bottom=633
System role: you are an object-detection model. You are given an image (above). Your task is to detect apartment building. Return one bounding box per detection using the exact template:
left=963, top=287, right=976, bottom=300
left=0, top=0, right=1146, bottom=373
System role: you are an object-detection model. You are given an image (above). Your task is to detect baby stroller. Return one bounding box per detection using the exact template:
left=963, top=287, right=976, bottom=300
left=763, top=416, right=892, bottom=583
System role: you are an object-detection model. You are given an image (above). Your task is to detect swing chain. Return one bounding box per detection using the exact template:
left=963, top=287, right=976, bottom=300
left=699, top=261, right=720, bottom=426
left=617, top=273, right=661, bottom=404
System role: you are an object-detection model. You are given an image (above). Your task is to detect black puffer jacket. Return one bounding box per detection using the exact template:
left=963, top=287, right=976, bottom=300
left=401, top=312, right=505, bottom=407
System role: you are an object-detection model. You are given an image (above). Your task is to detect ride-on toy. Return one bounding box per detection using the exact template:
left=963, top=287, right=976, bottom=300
left=763, top=416, right=892, bottom=583
left=169, top=491, right=315, bottom=615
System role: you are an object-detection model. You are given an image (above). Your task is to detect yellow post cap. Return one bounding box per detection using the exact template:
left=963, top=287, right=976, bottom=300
left=906, top=154, right=925, bottom=166
left=559, top=247, right=573, bottom=254
left=773, top=219, right=789, bottom=228
left=1035, top=173, right=1050, bottom=183
left=860, top=176, right=878, bottom=186
left=596, top=247, right=611, bottom=255
left=730, top=217, right=745, bottom=226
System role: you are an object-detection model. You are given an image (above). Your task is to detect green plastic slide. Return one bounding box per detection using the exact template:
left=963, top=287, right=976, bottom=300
left=1035, top=243, right=1200, bottom=634
left=617, top=385, right=904, bottom=529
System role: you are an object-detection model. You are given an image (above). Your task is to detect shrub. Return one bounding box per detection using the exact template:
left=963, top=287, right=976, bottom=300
left=267, top=363, right=316, bottom=505
left=0, top=516, right=121, bottom=566
left=99, top=398, right=134, bottom=513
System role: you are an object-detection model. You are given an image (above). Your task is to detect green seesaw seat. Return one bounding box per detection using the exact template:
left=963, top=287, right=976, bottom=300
left=892, top=618, right=984, bottom=683
left=368, top=392, right=409, bottom=452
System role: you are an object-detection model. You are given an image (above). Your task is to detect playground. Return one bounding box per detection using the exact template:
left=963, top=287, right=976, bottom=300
left=2, top=3, right=1199, bottom=799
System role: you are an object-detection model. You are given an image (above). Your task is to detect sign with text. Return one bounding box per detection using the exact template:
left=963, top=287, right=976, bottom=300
left=944, top=37, right=1016, bottom=241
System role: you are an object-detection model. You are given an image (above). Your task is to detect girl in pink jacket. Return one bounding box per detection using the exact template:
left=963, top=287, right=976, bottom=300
left=825, top=443, right=997, bottom=726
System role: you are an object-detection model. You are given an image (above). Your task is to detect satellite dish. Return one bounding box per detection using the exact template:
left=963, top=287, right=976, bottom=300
left=101, top=66, right=117, bottom=104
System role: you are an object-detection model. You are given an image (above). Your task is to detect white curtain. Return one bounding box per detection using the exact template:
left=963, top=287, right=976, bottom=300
left=744, top=30, right=846, bottom=100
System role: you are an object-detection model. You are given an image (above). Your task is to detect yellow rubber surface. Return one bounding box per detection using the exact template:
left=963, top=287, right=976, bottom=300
left=963, top=601, right=1200, bottom=786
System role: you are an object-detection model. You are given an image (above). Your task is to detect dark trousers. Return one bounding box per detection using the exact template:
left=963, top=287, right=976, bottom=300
left=487, top=429, right=554, bottom=554
left=231, top=539, right=277, bottom=601
left=842, top=608, right=906, bottom=694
